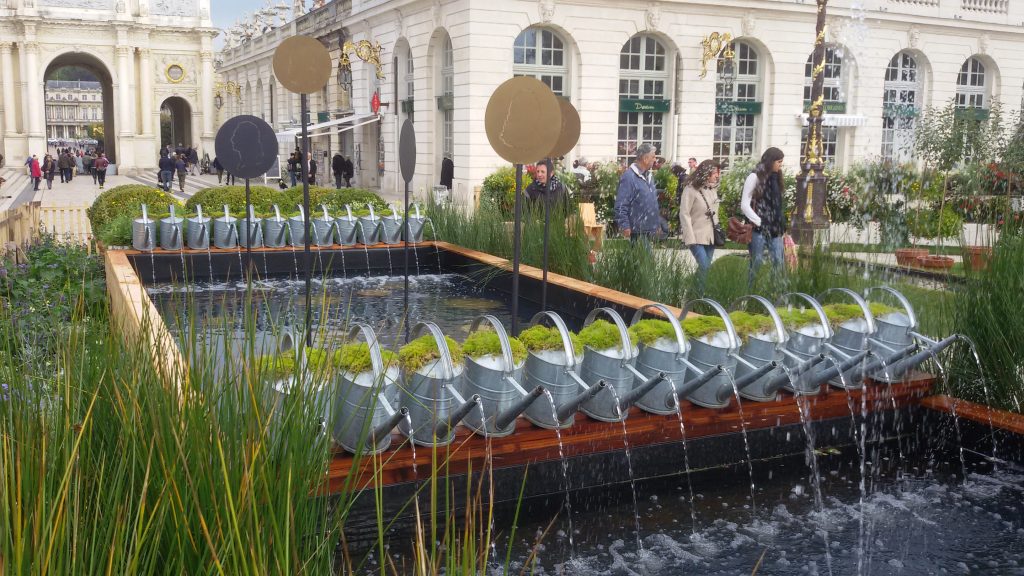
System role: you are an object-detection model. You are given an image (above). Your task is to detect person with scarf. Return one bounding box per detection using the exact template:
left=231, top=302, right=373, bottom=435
left=740, top=147, right=786, bottom=286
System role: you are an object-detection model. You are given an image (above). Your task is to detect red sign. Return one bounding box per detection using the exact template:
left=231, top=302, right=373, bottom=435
left=371, top=91, right=381, bottom=114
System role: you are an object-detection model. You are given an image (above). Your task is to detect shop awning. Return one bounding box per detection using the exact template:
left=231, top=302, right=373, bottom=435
left=796, top=113, right=868, bottom=127
left=276, top=113, right=381, bottom=138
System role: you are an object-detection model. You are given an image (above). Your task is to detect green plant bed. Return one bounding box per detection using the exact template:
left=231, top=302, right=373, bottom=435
left=820, top=303, right=898, bottom=327
left=628, top=319, right=677, bottom=346
left=578, top=319, right=626, bottom=351
left=728, top=311, right=777, bottom=340
left=462, top=330, right=527, bottom=365
left=184, top=185, right=286, bottom=216
left=87, top=184, right=183, bottom=234
left=283, top=186, right=388, bottom=214
left=334, top=343, right=398, bottom=375
left=399, top=334, right=464, bottom=374
left=776, top=308, right=823, bottom=331
left=519, top=324, right=583, bottom=356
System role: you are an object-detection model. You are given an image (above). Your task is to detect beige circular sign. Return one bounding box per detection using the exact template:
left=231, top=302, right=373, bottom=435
left=548, top=98, right=581, bottom=159
left=273, top=36, right=332, bottom=95
left=485, top=77, right=562, bottom=165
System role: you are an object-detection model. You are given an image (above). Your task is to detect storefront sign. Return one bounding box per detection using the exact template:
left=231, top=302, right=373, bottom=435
left=882, top=103, right=918, bottom=118
left=619, top=98, right=672, bottom=113
left=954, top=107, right=990, bottom=121
left=716, top=100, right=763, bottom=115
left=803, top=101, right=847, bottom=114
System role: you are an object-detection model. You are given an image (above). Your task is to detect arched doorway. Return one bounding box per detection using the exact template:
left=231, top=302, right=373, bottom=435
left=160, top=97, right=192, bottom=152
left=43, top=52, right=115, bottom=162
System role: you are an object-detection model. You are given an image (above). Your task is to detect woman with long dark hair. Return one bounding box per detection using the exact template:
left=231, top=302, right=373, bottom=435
left=740, top=147, right=786, bottom=286
left=679, top=159, right=722, bottom=286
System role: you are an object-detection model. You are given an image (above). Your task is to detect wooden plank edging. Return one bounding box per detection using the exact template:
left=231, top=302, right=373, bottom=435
left=919, top=395, right=1024, bottom=435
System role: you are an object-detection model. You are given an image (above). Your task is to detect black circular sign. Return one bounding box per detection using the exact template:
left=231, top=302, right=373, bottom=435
left=214, top=115, right=278, bottom=179
left=399, top=119, right=416, bottom=185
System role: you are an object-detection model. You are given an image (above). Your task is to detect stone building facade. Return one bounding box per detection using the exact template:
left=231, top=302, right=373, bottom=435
left=217, top=0, right=1024, bottom=204
left=44, top=80, right=103, bottom=142
left=0, top=0, right=219, bottom=171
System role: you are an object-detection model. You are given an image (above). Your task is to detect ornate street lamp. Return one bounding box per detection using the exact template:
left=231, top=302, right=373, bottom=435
left=793, top=0, right=831, bottom=245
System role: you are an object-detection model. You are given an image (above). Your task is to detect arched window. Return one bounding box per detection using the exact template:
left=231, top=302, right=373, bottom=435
left=439, top=34, right=454, bottom=161
left=513, top=28, right=568, bottom=96
left=881, top=52, right=922, bottom=161
left=801, top=46, right=847, bottom=166
left=956, top=57, right=988, bottom=109
left=617, top=34, right=669, bottom=165
left=714, top=41, right=761, bottom=165
left=399, top=44, right=414, bottom=122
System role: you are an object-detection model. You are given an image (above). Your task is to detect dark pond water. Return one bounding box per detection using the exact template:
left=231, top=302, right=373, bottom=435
left=147, top=273, right=539, bottom=353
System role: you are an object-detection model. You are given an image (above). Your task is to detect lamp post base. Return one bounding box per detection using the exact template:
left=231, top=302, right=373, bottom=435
left=793, top=168, right=831, bottom=246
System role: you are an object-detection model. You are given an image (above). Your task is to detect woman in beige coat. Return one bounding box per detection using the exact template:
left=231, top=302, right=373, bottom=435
left=678, top=159, right=722, bottom=281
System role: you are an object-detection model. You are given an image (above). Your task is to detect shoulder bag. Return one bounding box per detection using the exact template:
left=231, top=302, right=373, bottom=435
left=697, top=188, right=727, bottom=248
left=727, top=215, right=753, bottom=244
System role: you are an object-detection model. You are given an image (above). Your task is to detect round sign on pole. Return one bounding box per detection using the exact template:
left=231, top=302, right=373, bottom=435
left=547, top=98, right=581, bottom=159
left=273, top=36, right=332, bottom=95
left=484, top=76, right=561, bottom=165
left=214, top=115, right=279, bottom=179
left=399, top=119, right=416, bottom=185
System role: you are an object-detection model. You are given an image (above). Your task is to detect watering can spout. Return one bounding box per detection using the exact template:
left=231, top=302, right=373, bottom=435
left=618, top=372, right=667, bottom=412
left=433, top=393, right=482, bottom=439
left=556, top=380, right=607, bottom=423
left=169, top=204, right=176, bottom=219
left=494, top=383, right=546, bottom=431
left=371, top=404, right=409, bottom=442
left=669, top=365, right=724, bottom=405
left=141, top=203, right=149, bottom=221
left=892, top=335, right=958, bottom=376
left=788, top=350, right=868, bottom=392
left=273, top=205, right=282, bottom=220
left=196, top=204, right=203, bottom=220
left=223, top=204, right=230, bottom=220
left=345, top=204, right=354, bottom=220
left=718, top=361, right=780, bottom=404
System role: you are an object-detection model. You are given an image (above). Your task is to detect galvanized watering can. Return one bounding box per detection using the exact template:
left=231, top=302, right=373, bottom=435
left=331, top=323, right=407, bottom=455
left=268, top=330, right=333, bottom=436
left=312, top=205, right=337, bottom=247
left=335, top=205, right=359, bottom=246
left=287, top=205, right=307, bottom=247
left=356, top=204, right=381, bottom=245
left=159, top=204, right=184, bottom=251
left=397, top=322, right=480, bottom=447
left=728, top=296, right=792, bottom=402
left=681, top=298, right=741, bottom=409
left=262, top=205, right=289, bottom=248
left=459, top=315, right=545, bottom=437
left=213, top=204, right=238, bottom=249
left=186, top=205, right=210, bottom=250
left=404, top=204, right=427, bottom=243
left=132, top=204, right=155, bottom=251
left=239, top=205, right=264, bottom=249
left=379, top=204, right=404, bottom=245
left=521, top=311, right=606, bottom=430
left=864, top=286, right=921, bottom=383
left=818, top=288, right=876, bottom=389
left=578, top=308, right=642, bottom=422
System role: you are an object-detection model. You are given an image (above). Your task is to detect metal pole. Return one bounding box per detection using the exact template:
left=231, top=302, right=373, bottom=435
left=794, top=0, right=831, bottom=244
left=300, top=94, right=312, bottom=348
left=403, top=179, right=410, bottom=344
left=244, top=177, right=252, bottom=278
left=511, top=163, right=523, bottom=336
left=541, top=189, right=550, bottom=312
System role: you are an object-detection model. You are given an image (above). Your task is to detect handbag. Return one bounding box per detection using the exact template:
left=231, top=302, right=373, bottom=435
left=727, top=216, right=753, bottom=244
left=697, top=189, right=727, bottom=248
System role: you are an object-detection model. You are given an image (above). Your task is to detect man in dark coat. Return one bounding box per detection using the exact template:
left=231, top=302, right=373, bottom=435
left=440, top=156, right=454, bottom=190
left=341, top=155, right=354, bottom=188
left=332, top=153, right=345, bottom=189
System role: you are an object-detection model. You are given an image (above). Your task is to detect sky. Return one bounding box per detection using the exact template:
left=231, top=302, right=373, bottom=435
left=212, top=0, right=275, bottom=45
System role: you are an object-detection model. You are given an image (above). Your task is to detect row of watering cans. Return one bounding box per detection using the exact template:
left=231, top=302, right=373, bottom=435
left=131, top=203, right=428, bottom=252
left=328, top=286, right=958, bottom=454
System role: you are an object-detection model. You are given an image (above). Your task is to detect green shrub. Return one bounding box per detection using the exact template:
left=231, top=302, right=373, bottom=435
left=399, top=334, right=464, bottom=374
left=184, top=185, right=286, bottom=215
left=87, top=184, right=183, bottom=233
left=481, top=166, right=528, bottom=216
left=519, top=324, right=582, bottom=356
left=578, top=319, right=626, bottom=350
left=282, top=186, right=387, bottom=214
left=462, top=330, right=527, bottom=365
left=334, top=342, right=398, bottom=375
left=628, top=319, right=677, bottom=346
left=96, top=212, right=134, bottom=246
left=906, top=205, right=963, bottom=240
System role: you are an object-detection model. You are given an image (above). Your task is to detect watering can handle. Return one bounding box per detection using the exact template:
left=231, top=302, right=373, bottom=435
left=731, top=295, right=787, bottom=346
left=819, top=288, right=876, bottom=334
left=347, top=322, right=386, bottom=378
left=469, top=314, right=516, bottom=374
left=411, top=321, right=456, bottom=380
left=528, top=311, right=577, bottom=368
left=681, top=298, right=741, bottom=352
left=583, top=307, right=634, bottom=359
left=779, top=292, right=832, bottom=340
left=864, top=286, right=917, bottom=330
left=631, top=303, right=688, bottom=356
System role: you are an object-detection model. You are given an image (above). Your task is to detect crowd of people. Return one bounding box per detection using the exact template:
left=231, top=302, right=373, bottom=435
left=523, top=144, right=789, bottom=291
left=26, top=147, right=110, bottom=190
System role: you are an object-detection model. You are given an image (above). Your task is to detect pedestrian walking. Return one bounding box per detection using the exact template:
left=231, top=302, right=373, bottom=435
left=175, top=154, right=188, bottom=193
left=341, top=155, right=353, bottom=188
left=332, top=153, right=344, bottom=189
left=287, top=152, right=300, bottom=187
left=56, top=152, right=69, bottom=183
left=94, top=153, right=109, bottom=189
left=741, top=147, right=787, bottom=287
left=308, top=156, right=317, bottom=185
left=225, top=171, right=236, bottom=185
left=212, top=156, right=224, bottom=184
left=42, top=154, right=56, bottom=190
left=29, top=155, right=41, bottom=190
left=614, top=143, right=663, bottom=250
left=679, top=159, right=723, bottom=291
left=188, top=145, right=199, bottom=176
left=84, top=151, right=97, bottom=184
left=158, top=152, right=175, bottom=192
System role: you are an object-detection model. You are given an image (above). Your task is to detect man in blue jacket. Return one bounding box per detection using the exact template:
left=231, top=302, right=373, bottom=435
left=615, top=143, right=663, bottom=247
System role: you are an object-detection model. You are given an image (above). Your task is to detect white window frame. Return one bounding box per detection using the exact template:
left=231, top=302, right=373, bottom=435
left=513, top=28, right=568, bottom=97
left=617, top=34, right=669, bottom=165
left=441, top=36, right=454, bottom=161
left=714, top=41, right=760, bottom=166
left=881, top=51, right=922, bottom=162
left=956, top=57, right=988, bottom=109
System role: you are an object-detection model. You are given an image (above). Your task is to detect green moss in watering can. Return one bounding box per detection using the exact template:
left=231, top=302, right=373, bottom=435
left=822, top=304, right=867, bottom=326
left=348, top=208, right=374, bottom=218
left=334, top=342, right=398, bottom=375
left=399, top=334, right=464, bottom=374
left=462, top=330, right=528, bottom=365
left=728, top=311, right=776, bottom=341
left=519, top=324, right=583, bottom=356
left=776, top=308, right=822, bottom=331
left=868, top=302, right=898, bottom=317
left=681, top=315, right=727, bottom=340
left=578, top=319, right=625, bottom=350
left=628, top=319, right=677, bottom=346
